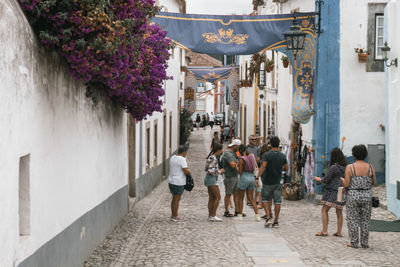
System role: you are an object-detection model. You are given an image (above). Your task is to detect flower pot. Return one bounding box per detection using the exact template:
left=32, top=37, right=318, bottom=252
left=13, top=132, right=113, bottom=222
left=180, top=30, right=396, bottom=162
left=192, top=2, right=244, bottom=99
left=266, top=65, right=274, bottom=73
left=282, top=61, right=289, bottom=68
left=358, top=53, right=368, bottom=63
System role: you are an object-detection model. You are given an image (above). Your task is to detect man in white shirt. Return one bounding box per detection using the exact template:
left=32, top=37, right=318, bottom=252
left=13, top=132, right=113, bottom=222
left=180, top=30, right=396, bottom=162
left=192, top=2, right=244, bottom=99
left=168, top=145, right=191, bottom=221
left=209, top=112, right=215, bottom=129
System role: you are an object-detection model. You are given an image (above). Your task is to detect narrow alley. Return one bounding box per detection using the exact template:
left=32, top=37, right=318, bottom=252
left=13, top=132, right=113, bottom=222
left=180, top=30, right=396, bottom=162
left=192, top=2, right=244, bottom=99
left=84, top=129, right=399, bottom=267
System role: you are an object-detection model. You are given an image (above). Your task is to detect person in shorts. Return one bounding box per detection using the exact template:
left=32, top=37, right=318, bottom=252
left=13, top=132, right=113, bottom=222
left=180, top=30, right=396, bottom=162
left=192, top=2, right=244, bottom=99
left=221, top=139, right=241, bottom=217
left=168, top=145, right=191, bottom=222
left=237, top=145, right=261, bottom=221
left=247, top=135, right=260, bottom=206
left=204, top=143, right=224, bottom=222
left=256, top=136, right=288, bottom=228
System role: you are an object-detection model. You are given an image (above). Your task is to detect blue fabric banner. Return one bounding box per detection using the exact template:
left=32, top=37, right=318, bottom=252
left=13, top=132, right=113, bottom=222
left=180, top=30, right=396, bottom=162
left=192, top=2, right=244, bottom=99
left=185, top=66, right=240, bottom=112
left=152, top=12, right=316, bottom=55
left=155, top=12, right=317, bottom=123
left=276, top=18, right=317, bottom=124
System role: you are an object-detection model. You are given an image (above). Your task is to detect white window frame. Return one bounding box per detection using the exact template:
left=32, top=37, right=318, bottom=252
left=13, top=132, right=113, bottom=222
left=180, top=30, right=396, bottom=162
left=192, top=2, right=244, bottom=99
left=375, top=14, right=384, bottom=60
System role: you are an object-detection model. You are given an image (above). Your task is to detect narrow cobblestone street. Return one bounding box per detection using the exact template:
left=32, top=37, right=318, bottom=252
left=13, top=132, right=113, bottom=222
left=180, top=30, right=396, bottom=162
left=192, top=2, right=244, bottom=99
left=84, top=129, right=400, bottom=267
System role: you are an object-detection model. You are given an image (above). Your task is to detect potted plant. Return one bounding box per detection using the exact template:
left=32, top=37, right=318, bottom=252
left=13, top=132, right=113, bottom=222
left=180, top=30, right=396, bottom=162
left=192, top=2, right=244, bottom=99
left=281, top=55, right=289, bottom=68
left=354, top=47, right=371, bottom=63
left=265, top=58, right=274, bottom=73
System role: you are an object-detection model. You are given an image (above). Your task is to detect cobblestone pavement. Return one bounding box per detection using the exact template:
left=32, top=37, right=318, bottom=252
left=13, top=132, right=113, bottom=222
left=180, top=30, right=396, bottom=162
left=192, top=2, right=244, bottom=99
left=84, top=128, right=400, bottom=267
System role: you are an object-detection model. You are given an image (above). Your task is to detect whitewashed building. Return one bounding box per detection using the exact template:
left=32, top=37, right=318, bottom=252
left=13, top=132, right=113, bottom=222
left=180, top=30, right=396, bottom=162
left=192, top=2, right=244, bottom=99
left=385, top=0, right=400, bottom=217
left=132, top=0, right=186, bottom=201
left=239, top=0, right=387, bottom=181
left=0, top=0, right=186, bottom=266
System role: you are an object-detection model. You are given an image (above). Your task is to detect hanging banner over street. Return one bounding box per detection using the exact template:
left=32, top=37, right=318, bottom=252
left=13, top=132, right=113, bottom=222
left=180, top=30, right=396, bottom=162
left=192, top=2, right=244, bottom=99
left=185, top=66, right=240, bottom=112
left=155, top=12, right=317, bottom=123
left=152, top=12, right=316, bottom=55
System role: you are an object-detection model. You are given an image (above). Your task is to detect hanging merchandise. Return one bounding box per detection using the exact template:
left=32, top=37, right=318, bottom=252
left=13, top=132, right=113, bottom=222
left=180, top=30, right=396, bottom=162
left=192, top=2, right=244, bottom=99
left=304, top=148, right=315, bottom=196
left=286, top=144, right=292, bottom=179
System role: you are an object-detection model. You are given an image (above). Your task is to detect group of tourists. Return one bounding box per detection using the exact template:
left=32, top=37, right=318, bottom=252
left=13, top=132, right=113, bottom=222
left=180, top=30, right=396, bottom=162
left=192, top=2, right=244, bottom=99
left=195, top=112, right=216, bottom=130
left=168, top=131, right=377, bottom=249
left=207, top=133, right=287, bottom=228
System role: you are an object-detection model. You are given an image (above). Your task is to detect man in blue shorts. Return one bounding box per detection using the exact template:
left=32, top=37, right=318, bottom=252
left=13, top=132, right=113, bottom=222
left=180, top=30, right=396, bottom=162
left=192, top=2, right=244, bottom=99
left=256, top=136, right=288, bottom=228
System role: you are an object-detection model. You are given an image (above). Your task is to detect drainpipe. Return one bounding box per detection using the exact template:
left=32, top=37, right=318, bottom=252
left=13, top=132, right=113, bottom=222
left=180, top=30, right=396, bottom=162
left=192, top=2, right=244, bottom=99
left=325, top=102, right=329, bottom=162
left=254, top=76, right=259, bottom=135
left=139, top=121, right=143, bottom=176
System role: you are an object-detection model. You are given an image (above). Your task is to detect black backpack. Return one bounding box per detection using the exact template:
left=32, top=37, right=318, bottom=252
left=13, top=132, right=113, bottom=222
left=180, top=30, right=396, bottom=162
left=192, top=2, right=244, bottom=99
left=184, top=174, right=194, bottom=191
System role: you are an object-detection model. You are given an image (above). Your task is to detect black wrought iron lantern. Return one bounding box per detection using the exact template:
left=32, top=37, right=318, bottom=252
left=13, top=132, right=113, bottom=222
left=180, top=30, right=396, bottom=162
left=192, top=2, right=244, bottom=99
left=284, top=16, right=306, bottom=59
left=382, top=42, right=398, bottom=68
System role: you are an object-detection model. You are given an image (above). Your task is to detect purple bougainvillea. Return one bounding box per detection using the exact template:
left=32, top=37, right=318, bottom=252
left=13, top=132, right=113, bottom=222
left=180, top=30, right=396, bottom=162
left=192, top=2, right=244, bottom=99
left=19, top=0, right=171, bottom=121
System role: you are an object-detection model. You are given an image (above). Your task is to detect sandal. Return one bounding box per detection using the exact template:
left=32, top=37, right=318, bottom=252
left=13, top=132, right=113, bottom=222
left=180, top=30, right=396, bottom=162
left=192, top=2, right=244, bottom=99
left=347, top=243, right=358, bottom=248
left=333, top=233, right=343, bottom=237
left=315, top=232, right=328, bottom=237
left=224, top=211, right=234, bottom=217
left=234, top=212, right=246, bottom=217
left=262, top=215, right=273, bottom=220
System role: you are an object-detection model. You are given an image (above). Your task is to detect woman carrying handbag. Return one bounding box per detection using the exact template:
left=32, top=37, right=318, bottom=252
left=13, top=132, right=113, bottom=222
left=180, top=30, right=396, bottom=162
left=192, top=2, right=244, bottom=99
left=204, top=143, right=225, bottom=222
left=314, top=147, right=347, bottom=237
left=343, top=145, right=376, bottom=248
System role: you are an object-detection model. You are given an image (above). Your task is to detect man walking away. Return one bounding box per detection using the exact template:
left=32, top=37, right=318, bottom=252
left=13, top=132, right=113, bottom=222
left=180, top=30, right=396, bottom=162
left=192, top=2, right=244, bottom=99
left=196, top=114, right=201, bottom=130
left=169, top=145, right=191, bottom=221
left=209, top=112, right=215, bottom=129
left=221, top=139, right=241, bottom=217
left=256, top=136, right=288, bottom=228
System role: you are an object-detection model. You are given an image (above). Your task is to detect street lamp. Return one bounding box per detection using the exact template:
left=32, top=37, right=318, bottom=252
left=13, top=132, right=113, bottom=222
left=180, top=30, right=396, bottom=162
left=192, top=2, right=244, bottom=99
left=284, top=15, right=306, bottom=60
left=381, top=42, right=398, bottom=68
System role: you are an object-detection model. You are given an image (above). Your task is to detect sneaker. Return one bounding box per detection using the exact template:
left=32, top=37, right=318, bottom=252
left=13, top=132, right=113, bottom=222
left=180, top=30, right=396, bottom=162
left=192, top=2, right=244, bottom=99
left=272, top=222, right=279, bottom=228
left=264, top=218, right=272, bottom=228
left=235, top=214, right=243, bottom=220
left=211, top=216, right=223, bottom=222
left=254, top=214, right=261, bottom=222
left=170, top=216, right=183, bottom=222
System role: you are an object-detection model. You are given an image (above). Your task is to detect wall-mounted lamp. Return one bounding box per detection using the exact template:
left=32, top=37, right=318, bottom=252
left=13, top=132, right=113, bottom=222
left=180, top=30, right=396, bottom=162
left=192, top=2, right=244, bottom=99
left=381, top=42, right=398, bottom=68
left=284, top=14, right=306, bottom=60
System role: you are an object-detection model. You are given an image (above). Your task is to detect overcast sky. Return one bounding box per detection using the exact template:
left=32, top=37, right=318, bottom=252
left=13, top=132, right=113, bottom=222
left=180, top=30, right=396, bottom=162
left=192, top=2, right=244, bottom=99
left=186, top=0, right=253, bottom=15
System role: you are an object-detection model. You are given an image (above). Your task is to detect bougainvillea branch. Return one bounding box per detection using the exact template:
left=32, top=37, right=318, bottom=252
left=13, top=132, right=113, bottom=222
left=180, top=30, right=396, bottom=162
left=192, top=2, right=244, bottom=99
left=19, top=0, right=171, bottom=120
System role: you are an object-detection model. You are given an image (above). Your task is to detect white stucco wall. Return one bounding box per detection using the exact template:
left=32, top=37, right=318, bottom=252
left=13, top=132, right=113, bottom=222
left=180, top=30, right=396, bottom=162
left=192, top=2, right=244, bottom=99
left=135, top=0, right=182, bottom=178
left=0, top=1, right=128, bottom=265
left=340, top=0, right=387, bottom=156
left=385, top=0, right=400, bottom=217
left=238, top=55, right=256, bottom=143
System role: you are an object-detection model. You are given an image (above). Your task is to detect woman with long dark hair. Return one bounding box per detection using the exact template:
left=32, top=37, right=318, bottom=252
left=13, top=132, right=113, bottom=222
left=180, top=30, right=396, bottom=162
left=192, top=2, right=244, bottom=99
left=314, top=147, right=347, bottom=237
left=205, top=143, right=224, bottom=222
left=237, top=145, right=260, bottom=221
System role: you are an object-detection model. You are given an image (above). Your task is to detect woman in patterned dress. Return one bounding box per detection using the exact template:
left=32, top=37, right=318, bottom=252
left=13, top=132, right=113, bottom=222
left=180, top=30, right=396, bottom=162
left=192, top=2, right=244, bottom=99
left=314, top=148, right=347, bottom=237
left=343, top=145, right=376, bottom=248
left=204, top=143, right=225, bottom=222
